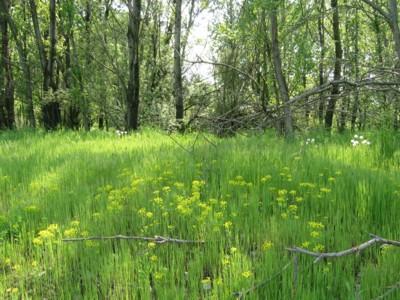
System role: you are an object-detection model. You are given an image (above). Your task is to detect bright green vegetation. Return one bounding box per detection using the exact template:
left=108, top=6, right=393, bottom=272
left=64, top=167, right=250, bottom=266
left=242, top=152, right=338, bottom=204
left=1, top=130, right=400, bottom=299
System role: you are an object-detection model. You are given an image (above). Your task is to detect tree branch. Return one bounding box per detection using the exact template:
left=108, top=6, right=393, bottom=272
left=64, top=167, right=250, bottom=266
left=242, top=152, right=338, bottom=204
left=62, top=234, right=205, bottom=244
left=287, top=78, right=400, bottom=107
left=287, top=234, right=400, bottom=263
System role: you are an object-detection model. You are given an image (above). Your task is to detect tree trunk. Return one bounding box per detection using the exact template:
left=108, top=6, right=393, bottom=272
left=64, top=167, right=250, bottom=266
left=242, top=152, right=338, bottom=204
left=270, top=8, right=293, bottom=136
left=351, top=9, right=360, bottom=131
left=81, top=1, right=92, bottom=131
left=64, top=33, right=79, bottom=130
left=1, top=0, right=35, bottom=127
left=0, top=0, right=14, bottom=129
left=29, top=0, right=60, bottom=129
left=318, top=0, right=325, bottom=124
left=388, top=0, right=400, bottom=129
left=174, top=0, right=184, bottom=131
left=0, top=0, right=7, bottom=128
left=388, top=0, right=400, bottom=63
left=126, top=0, right=141, bottom=131
left=325, top=0, right=342, bottom=130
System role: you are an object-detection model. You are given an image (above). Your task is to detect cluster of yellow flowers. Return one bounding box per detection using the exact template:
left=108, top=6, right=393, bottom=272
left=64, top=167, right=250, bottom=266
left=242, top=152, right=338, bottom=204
left=302, top=221, right=326, bottom=252
left=229, top=176, right=253, bottom=187
left=33, top=224, right=59, bottom=245
left=262, top=240, right=274, bottom=251
left=275, top=188, right=302, bottom=219
left=63, top=220, right=81, bottom=238
left=175, top=180, right=206, bottom=216
left=260, top=175, right=272, bottom=183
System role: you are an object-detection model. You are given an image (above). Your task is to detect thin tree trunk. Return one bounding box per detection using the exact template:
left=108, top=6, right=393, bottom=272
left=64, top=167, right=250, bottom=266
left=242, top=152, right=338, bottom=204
left=64, top=33, right=79, bottom=129
left=270, top=8, right=293, bottom=136
left=351, top=9, right=360, bottom=131
left=99, top=0, right=113, bottom=130
left=304, top=74, right=310, bottom=127
left=29, top=0, right=60, bottom=129
left=174, top=0, right=184, bottom=130
left=338, top=0, right=349, bottom=133
left=325, top=0, right=342, bottom=130
left=82, top=1, right=92, bottom=131
left=260, top=8, right=270, bottom=114
left=126, top=0, right=141, bottom=131
left=318, top=0, right=325, bottom=124
left=1, top=0, right=35, bottom=127
left=388, top=0, right=400, bottom=129
left=388, top=0, right=400, bottom=63
left=0, top=1, right=7, bottom=128
left=0, top=0, right=14, bottom=129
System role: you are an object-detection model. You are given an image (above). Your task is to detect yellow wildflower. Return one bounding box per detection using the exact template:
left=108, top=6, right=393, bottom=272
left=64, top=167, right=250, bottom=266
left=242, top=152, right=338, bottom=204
left=310, top=231, right=320, bottom=238
left=301, top=241, right=310, bottom=248
left=148, top=242, right=156, bottom=249
left=262, top=240, right=273, bottom=251
left=261, top=175, right=272, bottom=182
left=223, top=221, right=233, bottom=229
left=241, top=271, right=253, bottom=278
left=64, top=228, right=77, bottom=238
left=308, top=221, right=324, bottom=229
left=313, top=244, right=325, bottom=252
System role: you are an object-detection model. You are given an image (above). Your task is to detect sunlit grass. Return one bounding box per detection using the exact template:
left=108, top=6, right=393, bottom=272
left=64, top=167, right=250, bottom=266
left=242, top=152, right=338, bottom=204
left=1, top=129, right=400, bottom=299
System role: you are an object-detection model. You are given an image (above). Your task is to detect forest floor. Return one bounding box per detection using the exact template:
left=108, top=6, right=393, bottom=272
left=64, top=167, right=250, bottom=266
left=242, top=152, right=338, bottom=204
left=1, top=129, right=400, bottom=299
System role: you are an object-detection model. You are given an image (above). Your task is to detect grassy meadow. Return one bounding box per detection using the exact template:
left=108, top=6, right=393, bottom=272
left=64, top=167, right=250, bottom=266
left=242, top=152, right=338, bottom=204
left=1, top=129, right=400, bottom=299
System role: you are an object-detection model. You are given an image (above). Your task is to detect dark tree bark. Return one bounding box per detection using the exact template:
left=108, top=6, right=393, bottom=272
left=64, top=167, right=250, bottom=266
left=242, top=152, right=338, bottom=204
left=98, top=0, right=113, bottom=130
left=126, top=0, right=141, bottom=131
left=2, top=1, right=35, bottom=127
left=174, top=0, right=184, bottom=130
left=0, top=0, right=14, bottom=129
left=325, top=0, right=342, bottom=130
left=270, top=8, right=293, bottom=136
left=81, top=1, right=92, bottom=131
left=0, top=0, right=8, bottom=128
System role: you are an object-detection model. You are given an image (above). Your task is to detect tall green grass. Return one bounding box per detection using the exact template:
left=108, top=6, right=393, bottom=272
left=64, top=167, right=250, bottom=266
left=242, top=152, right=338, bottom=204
left=1, top=129, right=400, bottom=299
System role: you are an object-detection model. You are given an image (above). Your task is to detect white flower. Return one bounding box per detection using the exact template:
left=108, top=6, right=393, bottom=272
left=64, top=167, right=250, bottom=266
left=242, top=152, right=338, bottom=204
left=359, top=136, right=364, bottom=140
left=305, top=138, right=315, bottom=145
left=354, top=135, right=359, bottom=138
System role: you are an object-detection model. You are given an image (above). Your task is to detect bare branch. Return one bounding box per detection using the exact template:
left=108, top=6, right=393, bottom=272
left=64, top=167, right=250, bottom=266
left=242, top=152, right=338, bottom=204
left=62, top=234, right=204, bottom=244
left=287, top=78, right=400, bottom=107
left=287, top=234, right=400, bottom=263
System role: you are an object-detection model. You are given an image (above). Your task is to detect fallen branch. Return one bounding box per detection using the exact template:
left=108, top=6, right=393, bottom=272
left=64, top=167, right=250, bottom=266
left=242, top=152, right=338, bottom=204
left=287, top=234, right=400, bottom=263
left=62, top=235, right=204, bottom=244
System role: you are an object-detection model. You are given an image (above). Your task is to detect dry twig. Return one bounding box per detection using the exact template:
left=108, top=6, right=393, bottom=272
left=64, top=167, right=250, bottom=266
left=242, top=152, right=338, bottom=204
left=287, top=234, right=400, bottom=263
left=62, top=235, right=204, bottom=244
